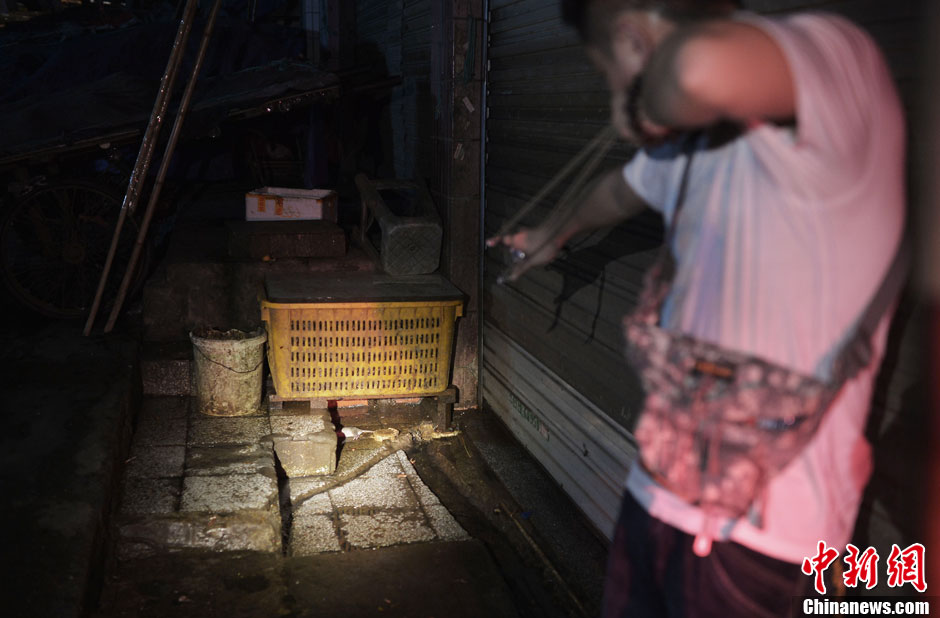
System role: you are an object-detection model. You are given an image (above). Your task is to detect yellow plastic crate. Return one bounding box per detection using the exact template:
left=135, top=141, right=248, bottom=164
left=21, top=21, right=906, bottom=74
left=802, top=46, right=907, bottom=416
left=261, top=275, right=463, bottom=399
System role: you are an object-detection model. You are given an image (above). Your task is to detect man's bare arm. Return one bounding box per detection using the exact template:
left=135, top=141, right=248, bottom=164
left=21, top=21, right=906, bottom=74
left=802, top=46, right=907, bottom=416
left=640, top=21, right=796, bottom=132
left=487, top=167, right=647, bottom=282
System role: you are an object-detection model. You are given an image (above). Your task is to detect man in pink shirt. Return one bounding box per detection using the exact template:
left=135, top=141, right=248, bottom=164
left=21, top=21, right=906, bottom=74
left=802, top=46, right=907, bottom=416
left=488, top=0, right=905, bottom=615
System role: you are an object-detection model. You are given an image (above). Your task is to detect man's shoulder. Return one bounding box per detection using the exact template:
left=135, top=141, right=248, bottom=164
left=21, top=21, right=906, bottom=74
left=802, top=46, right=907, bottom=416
left=740, top=11, right=881, bottom=60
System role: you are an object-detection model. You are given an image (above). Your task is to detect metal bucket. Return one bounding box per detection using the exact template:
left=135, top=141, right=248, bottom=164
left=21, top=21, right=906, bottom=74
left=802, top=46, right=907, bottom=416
left=190, top=327, right=266, bottom=416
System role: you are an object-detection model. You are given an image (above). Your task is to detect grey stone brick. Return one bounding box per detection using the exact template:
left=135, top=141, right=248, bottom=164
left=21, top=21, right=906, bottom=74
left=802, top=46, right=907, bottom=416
left=185, top=443, right=274, bottom=477
left=339, top=511, right=435, bottom=549
left=328, top=475, right=416, bottom=510
left=273, top=431, right=337, bottom=477
left=270, top=412, right=330, bottom=438
left=179, top=473, right=279, bottom=514
left=291, top=513, right=342, bottom=555
left=188, top=416, right=270, bottom=446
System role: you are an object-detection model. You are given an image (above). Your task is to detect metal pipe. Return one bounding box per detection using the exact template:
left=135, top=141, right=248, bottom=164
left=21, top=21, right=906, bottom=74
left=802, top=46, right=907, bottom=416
left=104, top=0, right=224, bottom=333
left=83, top=0, right=200, bottom=336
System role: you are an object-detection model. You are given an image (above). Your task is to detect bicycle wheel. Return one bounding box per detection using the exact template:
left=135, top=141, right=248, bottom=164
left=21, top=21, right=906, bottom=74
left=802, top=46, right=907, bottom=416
left=0, top=180, right=149, bottom=319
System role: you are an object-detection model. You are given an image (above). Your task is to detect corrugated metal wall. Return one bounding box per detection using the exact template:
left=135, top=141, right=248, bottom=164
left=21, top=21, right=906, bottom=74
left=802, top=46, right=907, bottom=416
left=482, top=0, right=929, bottom=543
left=356, top=0, right=433, bottom=180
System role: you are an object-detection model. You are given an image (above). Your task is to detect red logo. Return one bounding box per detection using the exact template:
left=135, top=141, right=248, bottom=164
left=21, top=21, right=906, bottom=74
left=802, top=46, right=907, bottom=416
left=802, top=541, right=840, bottom=594
left=843, top=543, right=879, bottom=590
left=886, top=543, right=927, bottom=593
left=802, top=542, right=928, bottom=594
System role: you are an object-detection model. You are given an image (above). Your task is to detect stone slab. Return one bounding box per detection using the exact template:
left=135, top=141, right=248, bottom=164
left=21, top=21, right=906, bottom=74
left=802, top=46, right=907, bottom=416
left=361, top=453, right=405, bottom=478
left=188, top=416, right=270, bottom=446
left=273, top=430, right=337, bottom=477
left=179, top=473, right=279, bottom=514
left=294, top=491, right=333, bottom=517
left=288, top=477, right=333, bottom=504
left=291, top=514, right=342, bottom=555
left=339, top=511, right=435, bottom=549
left=185, top=443, right=275, bottom=477
left=270, top=412, right=330, bottom=437
left=328, top=475, right=416, bottom=510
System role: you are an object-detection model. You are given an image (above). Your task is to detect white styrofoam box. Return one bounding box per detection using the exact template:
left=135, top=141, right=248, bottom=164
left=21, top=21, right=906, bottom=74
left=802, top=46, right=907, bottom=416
left=245, top=187, right=338, bottom=222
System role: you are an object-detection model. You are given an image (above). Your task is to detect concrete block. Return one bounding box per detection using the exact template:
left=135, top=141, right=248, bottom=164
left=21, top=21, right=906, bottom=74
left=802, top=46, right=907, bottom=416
left=294, top=491, right=333, bottom=516
left=289, top=477, right=333, bottom=504
left=188, top=416, right=270, bottom=446
left=180, top=472, right=279, bottom=514
left=291, top=513, right=342, bottom=555
left=273, top=430, right=337, bottom=477
left=270, top=411, right=330, bottom=437
left=185, top=443, right=275, bottom=477
left=328, top=475, right=416, bottom=510
left=339, top=511, right=435, bottom=549
left=361, top=455, right=405, bottom=478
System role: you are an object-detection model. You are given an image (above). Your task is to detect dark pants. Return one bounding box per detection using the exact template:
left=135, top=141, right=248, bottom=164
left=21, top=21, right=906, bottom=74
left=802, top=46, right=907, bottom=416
left=602, top=492, right=822, bottom=618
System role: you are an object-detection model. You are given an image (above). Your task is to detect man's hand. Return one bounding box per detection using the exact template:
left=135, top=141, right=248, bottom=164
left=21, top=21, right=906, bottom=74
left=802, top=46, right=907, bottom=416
left=487, top=169, right=647, bottom=284
left=486, top=226, right=562, bottom=283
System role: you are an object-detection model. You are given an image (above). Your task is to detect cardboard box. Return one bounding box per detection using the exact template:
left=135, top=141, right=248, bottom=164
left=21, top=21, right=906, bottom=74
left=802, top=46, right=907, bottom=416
left=245, top=187, right=338, bottom=222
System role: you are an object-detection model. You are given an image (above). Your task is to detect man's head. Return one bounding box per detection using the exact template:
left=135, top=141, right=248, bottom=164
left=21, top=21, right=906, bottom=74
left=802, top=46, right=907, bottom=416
left=561, top=0, right=740, bottom=141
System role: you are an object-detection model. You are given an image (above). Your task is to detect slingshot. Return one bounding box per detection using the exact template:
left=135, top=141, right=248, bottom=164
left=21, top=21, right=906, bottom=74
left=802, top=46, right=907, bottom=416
left=492, top=125, right=618, bottom=284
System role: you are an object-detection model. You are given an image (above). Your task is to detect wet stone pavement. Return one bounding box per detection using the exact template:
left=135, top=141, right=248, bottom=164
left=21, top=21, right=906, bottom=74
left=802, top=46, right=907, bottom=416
left=94, top=394, right=531, bottom=618
left=115, top=395, right=469, bottom=559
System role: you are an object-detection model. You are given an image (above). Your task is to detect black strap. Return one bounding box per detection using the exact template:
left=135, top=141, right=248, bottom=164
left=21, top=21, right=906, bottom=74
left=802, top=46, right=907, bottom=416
left=664, top=132, right=700, bottom=248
